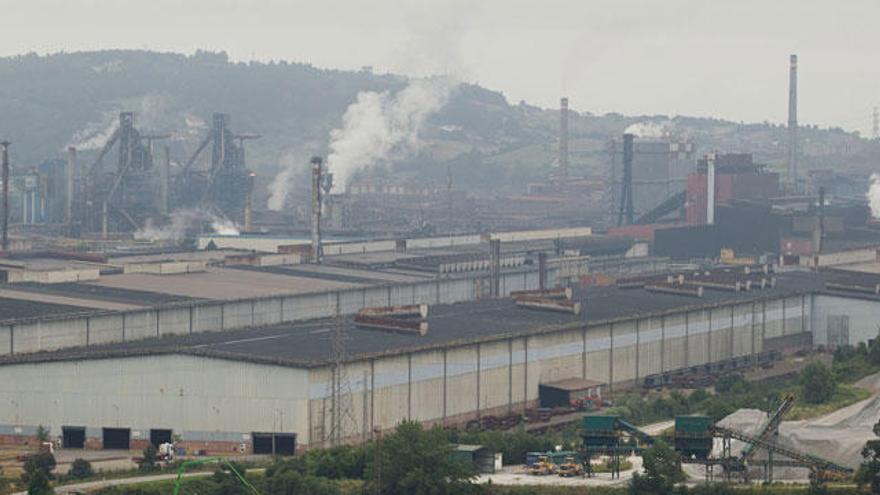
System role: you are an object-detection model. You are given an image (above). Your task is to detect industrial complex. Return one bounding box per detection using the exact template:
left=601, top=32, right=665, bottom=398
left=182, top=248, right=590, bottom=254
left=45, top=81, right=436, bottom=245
left=0, top=51, right=880, bottom=490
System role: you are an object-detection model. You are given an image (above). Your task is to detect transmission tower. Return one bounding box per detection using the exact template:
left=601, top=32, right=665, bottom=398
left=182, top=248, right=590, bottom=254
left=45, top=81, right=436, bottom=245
left=323, top=314, right=357, bottom=446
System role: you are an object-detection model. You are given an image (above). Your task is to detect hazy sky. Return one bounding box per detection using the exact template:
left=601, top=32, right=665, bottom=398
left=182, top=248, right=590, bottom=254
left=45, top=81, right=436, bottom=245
left=2, top=0, right=878, bottom=135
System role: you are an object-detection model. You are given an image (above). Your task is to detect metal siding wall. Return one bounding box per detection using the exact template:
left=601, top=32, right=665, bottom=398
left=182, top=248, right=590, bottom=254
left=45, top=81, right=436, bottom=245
left=764, top=299, right=784, bottom=339
left=123, top=311, right=158, bottom=341
left=191, top=303, right=223, bottom=333
left=663, top=314, right=688, bottom=371
left=709, top=307, right=732, bottom=363
left=687, top=310, right=710, bottom=366
left=584, top=325, right=611, bottom=383
left=529, top=329, right=583, bottom=385
left=0, top=326, right=10, bottom=354
left=612, top=321, right=637, bottom=383
left=0, top=355, right=309, bottom=444
left=509, top=338, right=527, bottom=406
left=732, top=304, right=753, bottom=357
left=222, top=301, right=254, bottom=329
left=811, top=295, right=880, bottom=347
left=252, top=299, right=282, bottom=327
left=638, top=317, right=663, bottom=378
left=88, top=314, right=125, bottom=344
left=409, top=350, right=445, bottom=422
left=371, top=355, right=410, bottom=429
left=784, top=296, right=804, bottom=335
left=158, top=307, right=191, bottom=337
left=445, top=346, right=478, bottom=417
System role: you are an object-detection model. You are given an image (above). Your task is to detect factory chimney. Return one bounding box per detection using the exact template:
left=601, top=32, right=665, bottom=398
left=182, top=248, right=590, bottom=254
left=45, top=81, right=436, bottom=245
left=311, top=157, right=324, bottom=263
left=65, top=146, right=76, bottom=225
left=706, top=153, right=716, bottom=225
left=617, top=133, right=635, bottom=226
left=787, top=54, right=798, bottom=189
left=244, top=172, right=255, bottom=232
left=559, top=97, right=569, bottom=181
left=1, top=141, right=9, bottom=251
left=159, top=145, right=170, bottom=215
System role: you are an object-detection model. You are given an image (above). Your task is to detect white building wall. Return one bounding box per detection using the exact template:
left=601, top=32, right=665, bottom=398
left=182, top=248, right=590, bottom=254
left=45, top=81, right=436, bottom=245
left=0, top=355, right=310, bottom=444
left=811, top=295, right=880, bottom=347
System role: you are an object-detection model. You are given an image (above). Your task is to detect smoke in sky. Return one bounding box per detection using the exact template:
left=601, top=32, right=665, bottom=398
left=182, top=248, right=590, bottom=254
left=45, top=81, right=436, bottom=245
left=326, top=77, right=457, bottom=191
left=134, top=208, right=239, bottom=241
left=624, top=120, right=672, bottom=139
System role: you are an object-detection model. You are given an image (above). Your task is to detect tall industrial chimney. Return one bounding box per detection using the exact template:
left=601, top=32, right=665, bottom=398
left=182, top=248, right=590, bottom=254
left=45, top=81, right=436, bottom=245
left=559, top=97, right=569, bottom=181
left=706, top=153, right=716, bottom=225
left=787, top=54, right=798, bottom=188
left=160, top=145, right=170, bottom=215
left=617, top=133, right=635, bottom=226
left=65, top=146, right=76, bottom=225
left=1, top=141, right=9, bottom=251
left=310, top=157, right=324, bottom=263
left=244, top=171, right=255, bottom=232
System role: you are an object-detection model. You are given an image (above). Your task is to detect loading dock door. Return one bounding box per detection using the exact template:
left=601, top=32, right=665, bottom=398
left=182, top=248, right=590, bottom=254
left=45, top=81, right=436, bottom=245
left=62, top=426, right=86, bottom=449
left=252, top=433, right=273, bottom=454
left=252, top=432, right=296, bottom=456
left=102, top=428, right=131, bottom=450
left=149, top=429, right=173, bottom=447
left=274, top=434, right=296, bottom=456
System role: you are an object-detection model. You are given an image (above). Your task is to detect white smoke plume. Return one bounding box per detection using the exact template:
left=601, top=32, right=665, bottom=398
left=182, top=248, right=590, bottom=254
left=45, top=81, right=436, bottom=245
left=266, top=148, right=316, bottom=211
left=867, top=174, right=880, bottom=218
left=134, top=208, right=240, bottom=242
left=67, top=94, right=170, bottom=150
left=267, top=166, right=296, bottom=211
left=624, top=120, right=672, bottom=139
left=326, top=77, right=457, bottom=191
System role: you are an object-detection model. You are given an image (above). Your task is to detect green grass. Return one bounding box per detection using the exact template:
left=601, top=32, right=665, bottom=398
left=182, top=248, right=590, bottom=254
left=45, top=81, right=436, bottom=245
left=787, top=383, right=871, bottom=420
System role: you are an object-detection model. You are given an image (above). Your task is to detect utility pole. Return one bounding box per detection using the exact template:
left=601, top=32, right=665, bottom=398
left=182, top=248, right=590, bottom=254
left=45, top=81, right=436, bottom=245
left=1, top=141, right=10, bottom=251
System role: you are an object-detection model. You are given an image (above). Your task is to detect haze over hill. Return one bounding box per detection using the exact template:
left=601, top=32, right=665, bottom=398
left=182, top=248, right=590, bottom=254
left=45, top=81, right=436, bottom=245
left=0, top=50, right=876, bottom=197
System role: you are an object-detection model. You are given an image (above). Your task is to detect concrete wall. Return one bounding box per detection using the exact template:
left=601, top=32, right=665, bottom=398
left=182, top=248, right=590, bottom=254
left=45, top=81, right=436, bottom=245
left=1, top=269, right=547, bottom=356
left=0, top=355, right=309, bottom=445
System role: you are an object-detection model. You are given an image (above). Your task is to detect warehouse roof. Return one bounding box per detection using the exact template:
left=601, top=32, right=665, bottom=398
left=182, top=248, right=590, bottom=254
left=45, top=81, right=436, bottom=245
left=0, top=296, right=98, bottom=320
left=0, top=270, right=832, bottom=369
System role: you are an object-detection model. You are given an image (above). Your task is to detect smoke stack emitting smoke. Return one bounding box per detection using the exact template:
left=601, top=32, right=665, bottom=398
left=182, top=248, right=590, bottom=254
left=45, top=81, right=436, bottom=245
left=134, top=208, right=240, bottom=242
left=264, top=77, right=456, bottom=209
left=326, top=77, right=457, bottom=192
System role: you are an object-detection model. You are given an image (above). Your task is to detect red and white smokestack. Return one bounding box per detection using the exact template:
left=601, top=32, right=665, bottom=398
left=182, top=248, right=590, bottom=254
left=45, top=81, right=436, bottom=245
left=559, top=97, right=569, bottom=181
left=706, top=153, right=716, bottom=225
left=787, top=54, right=798, bottom=188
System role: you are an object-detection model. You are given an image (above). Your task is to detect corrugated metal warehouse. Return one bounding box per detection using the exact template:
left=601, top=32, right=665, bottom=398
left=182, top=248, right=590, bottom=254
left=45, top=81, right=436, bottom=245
left=2, top=268, right=878, bottom=453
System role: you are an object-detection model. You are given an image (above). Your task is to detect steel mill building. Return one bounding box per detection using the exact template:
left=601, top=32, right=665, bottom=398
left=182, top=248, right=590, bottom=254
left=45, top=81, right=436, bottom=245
left=2, top=265, right=879, bottom=454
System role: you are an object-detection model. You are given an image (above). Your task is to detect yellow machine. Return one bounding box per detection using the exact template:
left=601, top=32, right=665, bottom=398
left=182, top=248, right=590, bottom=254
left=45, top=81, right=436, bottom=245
left=529, top=455, right=556, bottom=476
left=557, top=456, right=584, bottom=477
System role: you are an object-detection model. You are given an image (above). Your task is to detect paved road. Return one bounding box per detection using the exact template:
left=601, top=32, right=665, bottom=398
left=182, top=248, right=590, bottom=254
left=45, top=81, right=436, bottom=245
left=12, top=471, right=212, bottom=495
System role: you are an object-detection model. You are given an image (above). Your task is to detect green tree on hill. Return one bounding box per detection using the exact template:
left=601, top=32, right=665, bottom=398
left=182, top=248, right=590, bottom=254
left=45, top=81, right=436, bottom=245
left=800, top=362, right=836, bottom=404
